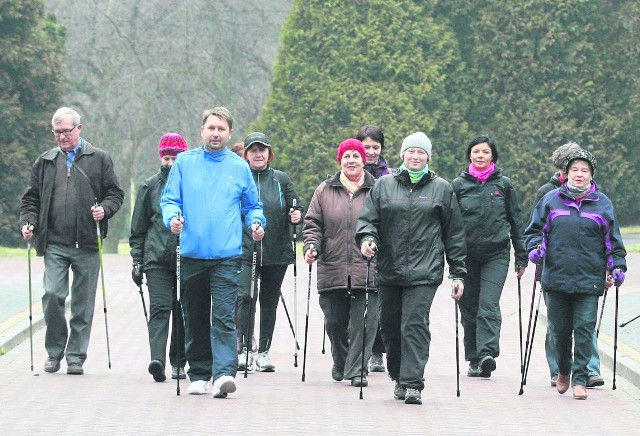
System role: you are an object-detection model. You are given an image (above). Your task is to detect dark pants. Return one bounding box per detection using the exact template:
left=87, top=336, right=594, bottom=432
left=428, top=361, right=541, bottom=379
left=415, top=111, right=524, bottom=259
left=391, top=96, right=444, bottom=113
left=371, top=296, right=385, bottom=354
left=319, top=290, right=379, bottom=380
left=146, top=268, right=185, bottom=368
left=545, top=290, right=598, bottom=387
left=237, top=263, right=288, bottom=352
left=458, top=255, right=509, bottom=362
left=380, top=284, right=437, bottom=391
left=180, top=256, right=241, bottom=382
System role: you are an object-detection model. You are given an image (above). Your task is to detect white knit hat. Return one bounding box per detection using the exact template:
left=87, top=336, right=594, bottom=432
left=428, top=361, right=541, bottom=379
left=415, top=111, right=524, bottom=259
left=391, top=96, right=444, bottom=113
left=400, top=131, right=432, bottom=158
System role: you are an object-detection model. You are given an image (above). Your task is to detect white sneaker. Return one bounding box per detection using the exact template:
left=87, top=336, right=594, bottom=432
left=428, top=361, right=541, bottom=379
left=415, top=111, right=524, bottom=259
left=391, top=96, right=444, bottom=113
left=212, top=375, right=236, bottom=398
left=187, top=379, right=209, bottom=395
left=238, top=347, right=253, bottom=371
left=255, top=352, right=275, bottom=372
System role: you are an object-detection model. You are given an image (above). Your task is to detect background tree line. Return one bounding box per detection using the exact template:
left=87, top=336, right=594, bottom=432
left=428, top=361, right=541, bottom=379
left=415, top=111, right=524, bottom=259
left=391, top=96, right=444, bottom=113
left=1, top=0, right=638, bottom=248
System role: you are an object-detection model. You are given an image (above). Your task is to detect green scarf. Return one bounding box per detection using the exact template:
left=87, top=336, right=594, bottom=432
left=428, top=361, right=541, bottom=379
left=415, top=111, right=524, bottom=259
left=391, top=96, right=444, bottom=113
left=399, top=163, right=429, bottom=184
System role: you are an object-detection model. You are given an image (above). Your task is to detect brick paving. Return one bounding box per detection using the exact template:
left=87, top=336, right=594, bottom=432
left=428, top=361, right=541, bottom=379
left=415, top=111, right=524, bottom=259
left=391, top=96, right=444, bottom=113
left=1, top=253, right=640, bottom=435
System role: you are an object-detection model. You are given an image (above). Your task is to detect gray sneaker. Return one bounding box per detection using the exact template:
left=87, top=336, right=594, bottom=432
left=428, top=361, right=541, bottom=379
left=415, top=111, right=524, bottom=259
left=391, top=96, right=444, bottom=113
left=255, top=352, right=275, bottom=372
left=404, top=388, right=422, bottom=405
left=238, top=347, right=253, bottom=371
left=369, top=353, right=385, bottom=372
left=393, top=382, right=406, bottom=400
left=67, top=363, right=84, bottom=375
left=44, top=357, right=60, bottom=373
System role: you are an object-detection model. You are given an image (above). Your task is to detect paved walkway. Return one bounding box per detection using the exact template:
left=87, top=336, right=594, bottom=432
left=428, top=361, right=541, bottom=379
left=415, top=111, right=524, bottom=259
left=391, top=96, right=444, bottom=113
left=1, top=252, right=640, bottom=435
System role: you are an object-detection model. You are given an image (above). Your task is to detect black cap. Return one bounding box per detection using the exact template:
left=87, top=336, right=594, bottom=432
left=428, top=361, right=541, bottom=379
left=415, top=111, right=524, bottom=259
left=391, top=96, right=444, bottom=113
left=243, top=132, right=271, bottom=150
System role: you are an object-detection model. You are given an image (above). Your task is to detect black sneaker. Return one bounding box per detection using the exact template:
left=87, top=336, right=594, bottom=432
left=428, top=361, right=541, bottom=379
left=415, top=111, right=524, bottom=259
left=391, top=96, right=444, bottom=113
left=148, top=360, right=166, bottom=382
left=404, top=388, right=422, bottom=405
left=171, top=366, right=186, bottom=380
left=44, top=357, right=60, bottom=373
left=587, top=375, right=604, bottom=388
left=479, top=356, right=496, bottom=378
left=67, top=363, right=84, bottom=375
left=331, top=365, right=344, bottom=381
left=393, top=382, right=406, bottom=400
left=350, top=376, right=368, bottom=387
left=467, top=361, right=482, bottom=377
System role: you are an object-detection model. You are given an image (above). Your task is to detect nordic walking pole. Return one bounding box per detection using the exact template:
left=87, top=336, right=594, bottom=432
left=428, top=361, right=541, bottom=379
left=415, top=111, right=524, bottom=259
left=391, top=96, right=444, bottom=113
left=518, top=276, right=523, bottom=376
left=279, top=292, right=300, bottom=350
left=595, top=287, right=608, bottom=338
left=455, top=300, right=460, bottom=397
left=94, top=201, right=111, bottom=369
left=291, top=199, right=299, bottom=367
left=302, top=244, right=315, bottom=382
left=322, top=325, right=326, bottom=354
left=360, top=261, right=371, bottom=400
left=175, top=212, right=182, bottom=396
left=245, top=223, right=260, bottom=378
left=26, top=223, right=34, bottom=372
left=620, top=313, right=640, bottom=328
left=520, top=284, right=543, bottom=394
left=519, top=265, right=540, bottom=394
left=134, top=263, right=149, bottom=325
left=613, top=285, right=619, bottom=390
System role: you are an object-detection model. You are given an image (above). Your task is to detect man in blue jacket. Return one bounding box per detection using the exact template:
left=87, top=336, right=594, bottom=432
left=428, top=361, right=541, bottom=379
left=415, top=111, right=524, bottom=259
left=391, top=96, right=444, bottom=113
left=161, top=107, right=265, bottom=399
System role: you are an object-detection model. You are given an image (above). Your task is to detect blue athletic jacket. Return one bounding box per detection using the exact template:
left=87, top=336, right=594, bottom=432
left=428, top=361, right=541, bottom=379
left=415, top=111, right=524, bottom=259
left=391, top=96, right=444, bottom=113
left=524, top=182, right=626, bottom=295
left=160, top=146, right=265, bottom=259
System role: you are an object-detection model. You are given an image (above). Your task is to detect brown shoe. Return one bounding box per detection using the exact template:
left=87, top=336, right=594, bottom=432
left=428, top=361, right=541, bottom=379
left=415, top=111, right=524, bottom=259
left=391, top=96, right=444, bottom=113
left=556, top=374, right=570, bottom=394
left=573, top=385, right=588, bottom=400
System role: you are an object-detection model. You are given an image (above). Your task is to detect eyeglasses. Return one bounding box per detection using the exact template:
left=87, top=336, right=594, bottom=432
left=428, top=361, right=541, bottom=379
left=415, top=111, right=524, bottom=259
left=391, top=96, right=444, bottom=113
left=52, top=125, right=77, bottom=136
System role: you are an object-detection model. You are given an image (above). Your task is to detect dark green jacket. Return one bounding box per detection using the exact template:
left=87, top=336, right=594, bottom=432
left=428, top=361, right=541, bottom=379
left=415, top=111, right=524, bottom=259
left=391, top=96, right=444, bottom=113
left=242, top=166, right=302, bottom=266
left=451, top=168, right=528, bottom=267
left=356, top=170, right=466, bottom=287
left=129, top=166, right=177, bottom=271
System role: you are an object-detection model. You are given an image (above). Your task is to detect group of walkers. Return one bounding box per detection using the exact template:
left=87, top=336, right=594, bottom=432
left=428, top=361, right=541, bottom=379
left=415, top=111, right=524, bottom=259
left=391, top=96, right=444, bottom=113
left=19, top=105, right=627, bottom=404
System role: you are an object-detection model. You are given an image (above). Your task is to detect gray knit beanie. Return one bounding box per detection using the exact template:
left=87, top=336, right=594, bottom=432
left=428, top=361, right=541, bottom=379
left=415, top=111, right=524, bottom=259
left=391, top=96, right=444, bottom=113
left=400, top=132, right=432, bottom=158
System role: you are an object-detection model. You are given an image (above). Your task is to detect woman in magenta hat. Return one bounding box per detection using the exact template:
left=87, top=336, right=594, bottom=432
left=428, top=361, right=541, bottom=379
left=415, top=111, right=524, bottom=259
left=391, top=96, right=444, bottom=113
left=129, top=133, right=188, bottom=382
left=303, top=138, right=379, bottom=388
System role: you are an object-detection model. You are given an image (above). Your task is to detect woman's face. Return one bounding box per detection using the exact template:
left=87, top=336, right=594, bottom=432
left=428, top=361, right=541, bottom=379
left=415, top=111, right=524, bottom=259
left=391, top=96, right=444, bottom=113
left=469, top=142, right=493, bottom=169
left=340, top=149, right=364, bottom=180
left=246, top=144, right=270, bottom=171
left=403, top=147, right=429, bottom=171
left=361, top=137, right=382, bottom=165
left=567, top=160, right=592, bottom=188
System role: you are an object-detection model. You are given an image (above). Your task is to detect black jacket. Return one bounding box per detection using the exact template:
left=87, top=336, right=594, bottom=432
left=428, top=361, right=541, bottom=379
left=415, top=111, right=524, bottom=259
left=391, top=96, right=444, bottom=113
left=129, top=166, right=177, bottom=271
left=451, top=168, right=528, bottom=266
left=20, top=140, right=124, bottom=256
left=356, top=170, right=466, bottom=287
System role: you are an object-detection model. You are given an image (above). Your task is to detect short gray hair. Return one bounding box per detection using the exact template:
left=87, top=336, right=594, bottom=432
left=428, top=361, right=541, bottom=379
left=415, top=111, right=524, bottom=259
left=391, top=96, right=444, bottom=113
left=551, top=142, right=582, bottom=169
left=52, top=107, right=81, bottom=126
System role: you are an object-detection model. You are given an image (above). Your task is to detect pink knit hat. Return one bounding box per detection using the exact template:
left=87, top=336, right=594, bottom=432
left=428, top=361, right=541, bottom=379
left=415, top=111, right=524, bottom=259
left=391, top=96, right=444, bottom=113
left=158, top=133, right=188, bottom=157
left=336, top=138, right=366, bottom=163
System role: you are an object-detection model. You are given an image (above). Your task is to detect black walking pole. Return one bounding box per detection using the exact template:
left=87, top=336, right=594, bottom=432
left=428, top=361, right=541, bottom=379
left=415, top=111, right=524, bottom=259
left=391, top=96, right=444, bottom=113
left=519, top=265, right=540, bottom=395
left=292, top=199, right=299, bottom=367
left=95, top=201, right=112, bottom=369
left=322, top=325, right=326, bottom=354
left=302, top=245, right=315, bottom=382
left=520, top=284, right=543, bottom=394
left=134, top=263, right=149, bottom=325
left=279, top=292, right=300, bottom=350
left=245, top=223, right=260, bottom=378
left=595, top=287, right=608, bottom=338
left=26, top=225, right=34, bottom=372
left=613, top=285, right=619, bottom=390
left=620, top=313, right=640, bottom=328
left=360, top=262, right=371, bottom=400
left=175, top=212, right=182, bottom=395
left=455, top=300, right=460, bottom=397
left=518, top=276, right=523, bottom=376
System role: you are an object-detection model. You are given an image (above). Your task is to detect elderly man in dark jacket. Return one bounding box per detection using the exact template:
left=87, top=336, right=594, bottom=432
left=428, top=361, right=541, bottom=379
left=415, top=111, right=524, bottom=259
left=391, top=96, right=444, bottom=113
left=20, top=107, right=124, bottom=375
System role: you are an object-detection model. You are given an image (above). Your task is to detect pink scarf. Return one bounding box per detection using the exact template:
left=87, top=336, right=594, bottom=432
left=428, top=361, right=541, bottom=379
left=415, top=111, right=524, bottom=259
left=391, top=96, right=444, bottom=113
left=468, top=162, right=496, bottom=182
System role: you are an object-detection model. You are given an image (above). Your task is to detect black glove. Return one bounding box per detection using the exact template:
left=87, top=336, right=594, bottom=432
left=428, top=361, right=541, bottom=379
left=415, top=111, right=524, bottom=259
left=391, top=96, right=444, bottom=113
left=132, top=262, right=144, bottom=287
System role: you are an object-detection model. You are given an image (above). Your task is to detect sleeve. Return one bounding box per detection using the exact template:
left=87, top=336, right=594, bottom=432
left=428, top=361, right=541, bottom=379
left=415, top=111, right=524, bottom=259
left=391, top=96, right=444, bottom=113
left=355, top=181, right=381, bottom=248
left=160, top=159, right=183, bottom=228
left=505, top=178, right=529, bottom=267
left=302, top=183, right=326, bottom=256
left=99, top=153, right=125, bottom=219
left=19, top=158, right=42, bottom=232
left=241, top=165, right=266, bottom=228
left=129, top=182, right=151, bottom=264
left=441, top=186, right=467, bottom=279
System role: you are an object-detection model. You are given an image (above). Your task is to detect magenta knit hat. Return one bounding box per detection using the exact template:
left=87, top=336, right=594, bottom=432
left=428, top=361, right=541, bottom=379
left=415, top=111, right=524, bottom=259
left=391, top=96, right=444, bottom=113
left=336, top=138, right=366, bottom=163
left=158, top=133, right=188, bottom=157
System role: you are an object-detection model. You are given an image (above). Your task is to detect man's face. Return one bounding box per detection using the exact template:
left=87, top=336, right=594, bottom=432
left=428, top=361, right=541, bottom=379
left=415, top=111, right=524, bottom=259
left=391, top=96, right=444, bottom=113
left=200, top=115, right=233, bottom=152
left=52, top=117, right=82, bottom=152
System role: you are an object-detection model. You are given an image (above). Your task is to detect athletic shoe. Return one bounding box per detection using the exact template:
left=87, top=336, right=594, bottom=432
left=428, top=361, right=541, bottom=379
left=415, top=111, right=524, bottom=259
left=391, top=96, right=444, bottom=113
left=350, top=376, right=368, bottom=387
left=44, top=357, right=60, bottom=373
left=255, top=352, right=275, bottom=372
left=479, top=356, right=496, bottom=378
left=212, top=375, right=236, bottom=399
left=172, top=366, right=186, bottom=380
left=67, top=363, right=84, bottom=375
left=550, top=375, right=558, bottom=387
left=369, top=353, right=385, bottom=372
left=187, top=380, right=209, bottom=395
left=467, top=361, right=482, bottom=377
left=238, top=347, right=253, bottom=371
left=393, top=382, right=406, bottom=400
left=331, top=365, right=344, bottom=381
left=404, top=388, right=422, bottom=405
left=587, top=375, right=604, bottom=388
left=148, top=360, right=166, bottom=382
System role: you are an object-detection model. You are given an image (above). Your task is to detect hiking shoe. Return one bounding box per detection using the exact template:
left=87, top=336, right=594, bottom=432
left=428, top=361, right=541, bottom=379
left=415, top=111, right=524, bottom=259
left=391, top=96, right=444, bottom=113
left=212, top=375, right=236, bottom=399
left=587, top=375, right=604, bottom=388
left=172, top=366, right=186, bottom=380
left=187, top=379, right=209, bottom=395
left=479, top=355, right=496, bottom=378
left=467, top=361, right=482, bottom=377
left=351, top=376, right=368, bottom=387
left=550, top=375, right=558, bottom=387
left=331, top=365, right=344, bottom=381
left=44, top=357, right=61, bottom=373
left=238, top=347, right=253, bottom=371
left=255, top=352, right=275, bottom=372
left=67, top=363, right=84, bottom=375
left=148, top=360, right=166, bottom=382
left=393, top=382, right=406, bottom=400
left=369, top=353, right=385, bottom=372
left=404, top=388, right=422, bottom=405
